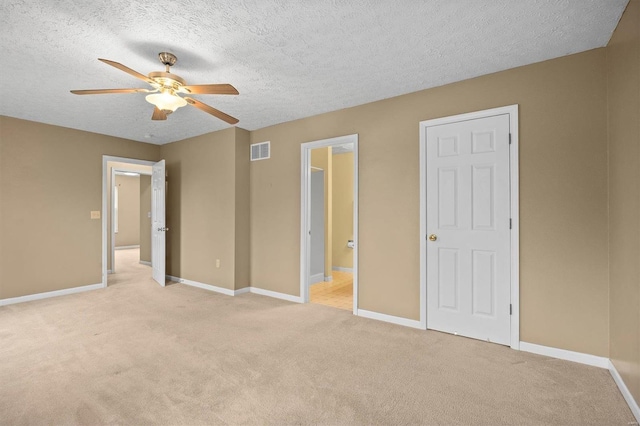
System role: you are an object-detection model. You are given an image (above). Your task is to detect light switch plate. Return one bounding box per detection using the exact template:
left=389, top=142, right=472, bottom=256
left=90, top=211, right=100, bottom=219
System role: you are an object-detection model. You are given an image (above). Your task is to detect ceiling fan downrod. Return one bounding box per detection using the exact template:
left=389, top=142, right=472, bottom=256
left=158, top=52, right=177, bottom=72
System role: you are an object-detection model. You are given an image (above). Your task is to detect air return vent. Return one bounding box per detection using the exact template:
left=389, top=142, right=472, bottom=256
left=251, top=141, right=270, bottom=161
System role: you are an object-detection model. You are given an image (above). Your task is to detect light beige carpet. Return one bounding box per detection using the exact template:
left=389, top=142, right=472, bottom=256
left=0, top=249, right=633, bottom=425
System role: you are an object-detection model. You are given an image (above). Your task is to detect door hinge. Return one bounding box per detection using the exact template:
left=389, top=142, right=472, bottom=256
left=509, top=133, right=512, bottom=144
left=510, top=304, right=512, bottom=315
left=509, top=218, right=512, bottom=229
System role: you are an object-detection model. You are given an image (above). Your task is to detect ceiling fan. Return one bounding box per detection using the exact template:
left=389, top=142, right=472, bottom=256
left=71, top=52, right=239, bottom=124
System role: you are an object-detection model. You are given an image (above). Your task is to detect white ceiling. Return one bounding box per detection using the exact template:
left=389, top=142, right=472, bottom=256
left=0, top=1, right=628, bottom=145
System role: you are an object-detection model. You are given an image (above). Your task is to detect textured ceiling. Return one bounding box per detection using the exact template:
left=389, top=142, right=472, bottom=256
left=0, top=0, right=628, bottom=145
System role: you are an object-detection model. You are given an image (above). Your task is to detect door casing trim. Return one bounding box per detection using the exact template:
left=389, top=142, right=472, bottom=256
left=419, top=105, right=520, bottom=349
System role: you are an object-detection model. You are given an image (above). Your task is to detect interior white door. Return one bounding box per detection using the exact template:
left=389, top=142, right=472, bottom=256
left=426, top=114, right=511, bottom=345
left=310, top=170, right=325, bottom=284
left=151, top=160, right=166, bottom=286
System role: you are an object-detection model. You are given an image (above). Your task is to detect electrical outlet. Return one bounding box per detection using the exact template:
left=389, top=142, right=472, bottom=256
left=216, top=259, right=220, bottom=268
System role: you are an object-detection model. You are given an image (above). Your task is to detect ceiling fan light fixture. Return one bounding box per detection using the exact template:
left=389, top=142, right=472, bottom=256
left=145, top=91, right=187, bottom=113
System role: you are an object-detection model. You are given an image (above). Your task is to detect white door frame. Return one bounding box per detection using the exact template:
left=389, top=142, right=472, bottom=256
left=102, top=155, right=157, bottom=288
left=110, top=168, right=152, bottom=273
left=419, top=105, right=520, bottom=349
left=300, top=134, right=359, bottom=314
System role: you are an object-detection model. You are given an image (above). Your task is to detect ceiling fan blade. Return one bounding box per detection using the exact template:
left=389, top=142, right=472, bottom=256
left=185, top=97, right=239, bottom=125
left=182, top=84, right=239, bottom=95
left=152, top=107, right=167, bottom=121
left=70, top=88, right=151, bottom=95
left=98, top=58, right=156, bottom=85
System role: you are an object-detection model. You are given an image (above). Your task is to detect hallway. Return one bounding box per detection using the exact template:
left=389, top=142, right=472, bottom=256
left=108, top=248, right=153, bottom=287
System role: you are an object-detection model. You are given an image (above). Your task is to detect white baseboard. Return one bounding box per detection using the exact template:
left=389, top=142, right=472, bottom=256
left=167, top=276, right=252, bottom=297
left=139, top=261, right=151, bottom=266
left=115, top=245, right=140, bottom=250
left=165, top=277, right=301, bottom=304
left=356, top=309, right=423, bottom=329
left=609, top=360, right=640, bottom=423
left=332, top=266, right=353, bottom=273
left=324, top=275, right=333, bottom=282
left=0, top=283, right=103, bottom=307
left=107, top=269, right=113, bottom=274
left=248, top=287, right=303, bottom=303
left=519, top=342, right=609, bottom=369
left=166, top=275, right=236, bottom=297
left=310, top=273, right=324, bottom=284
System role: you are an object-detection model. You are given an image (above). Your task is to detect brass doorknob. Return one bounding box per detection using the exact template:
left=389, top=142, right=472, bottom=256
left=428, top=234, right=438, bottom=241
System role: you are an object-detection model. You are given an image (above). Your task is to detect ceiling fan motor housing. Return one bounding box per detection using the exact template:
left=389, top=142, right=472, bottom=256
left=148, top=71, right=186, bottom=91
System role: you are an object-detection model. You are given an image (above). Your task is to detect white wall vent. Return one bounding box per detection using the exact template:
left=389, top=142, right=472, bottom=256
left=251, top=141, right=270, bottom=161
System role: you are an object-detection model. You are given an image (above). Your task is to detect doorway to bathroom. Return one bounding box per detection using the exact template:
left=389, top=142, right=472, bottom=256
left=300, top=134, right=358, bottom=313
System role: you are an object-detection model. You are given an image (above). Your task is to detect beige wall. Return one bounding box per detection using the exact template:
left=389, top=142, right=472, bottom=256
left=607, top=0, right=640, bottom=405
left=140, top=174, right=151, bottom=263
left=311, top=147, right=333, bottom=278
left=160, top=127, right=249, bottom=290
left=332, top=152, right=354, bottom=269
left=250, top=48, right=610, bottom=357
left=0, top=117, right=160, bottom=299
left=161, top=128, right=236, bottom=287
left=114, top=174, right=140, bottom=247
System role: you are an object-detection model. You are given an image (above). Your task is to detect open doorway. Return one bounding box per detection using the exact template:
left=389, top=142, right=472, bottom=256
left=111, top=168, right=152, bottom=269
left=110, top=166, right=152, bottom=285
left=102, top=156, right=167, bottom=288
left=301, top=134, right=358, bottom=313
